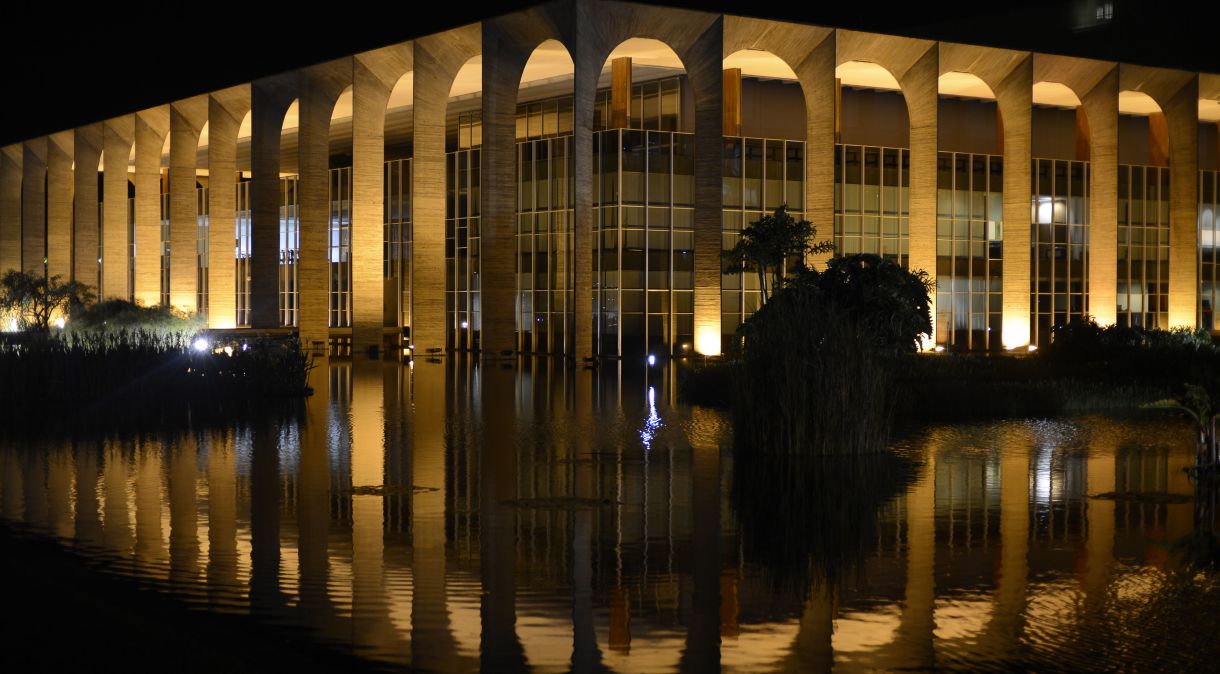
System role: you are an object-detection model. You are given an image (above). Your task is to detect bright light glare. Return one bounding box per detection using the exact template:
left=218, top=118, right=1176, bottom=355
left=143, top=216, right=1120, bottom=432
left=1027, top=344, right=1038, bottom=352
left=223, top=346, right=234, bottom=356
left=460, top=320, right=469, bottom=329
left=54, top=317, right=66, bottom=329
left=647, top=354, right=656, bottom=366
left=640, top=386, right=663, bottom=451
left=192, top=337, right=210, bottom=352
left=933, top=345, right=945, bottom=353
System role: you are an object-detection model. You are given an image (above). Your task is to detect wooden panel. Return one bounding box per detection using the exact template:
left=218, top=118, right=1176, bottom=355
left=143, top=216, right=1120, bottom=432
left=1148, top=111, right=1169, bottom=167
left=722, top=68, right=741, bottom=136
left=611, top=57, right=632, bottom=129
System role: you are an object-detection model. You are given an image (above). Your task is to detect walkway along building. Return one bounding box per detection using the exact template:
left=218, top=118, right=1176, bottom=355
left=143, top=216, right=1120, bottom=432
left=3, top=0, right=1220, bottom=357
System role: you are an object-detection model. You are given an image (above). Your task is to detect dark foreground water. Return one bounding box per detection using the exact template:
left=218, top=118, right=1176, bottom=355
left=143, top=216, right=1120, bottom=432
left=1, top=358, right=1218, bottom=672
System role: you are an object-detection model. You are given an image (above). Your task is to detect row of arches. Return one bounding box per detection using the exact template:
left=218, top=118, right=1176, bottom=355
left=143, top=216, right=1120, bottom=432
left=5, top=7, right=1220, bottom=358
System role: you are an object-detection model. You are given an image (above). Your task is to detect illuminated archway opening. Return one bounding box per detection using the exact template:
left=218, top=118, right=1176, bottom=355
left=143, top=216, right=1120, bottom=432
left=385, top=71, right=414, bottom=332
left=1117, top=89, right=1168, bottom=329
left=515, top=40, right=574, bottom=355
left=446, top=55, right=482, bottom=351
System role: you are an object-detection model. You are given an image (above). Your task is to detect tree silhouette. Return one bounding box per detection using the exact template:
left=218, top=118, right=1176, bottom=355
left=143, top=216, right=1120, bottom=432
left=722, top=205, right=834, bottom=303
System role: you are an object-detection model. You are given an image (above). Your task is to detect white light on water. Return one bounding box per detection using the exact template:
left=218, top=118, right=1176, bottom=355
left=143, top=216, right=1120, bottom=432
left=192, top=337, right=210, bottom=352
left=640, top=386, right=663, bottom=451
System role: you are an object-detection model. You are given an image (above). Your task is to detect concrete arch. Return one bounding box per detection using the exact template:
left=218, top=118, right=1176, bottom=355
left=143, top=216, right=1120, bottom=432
left=101, top=116, right=135, bottom=300
left=133, top=106, right=169, bottom=307
left=351, top=43, right=412, bottom=353
left=249, top=72, right=299, bottom=329
left=1120, top=64, right=1199, bottom=328
left=47, top=132, right=74, bottom=281
left=837, top=30, right=939, bottom=347
left=296, top=58, right=353, bottom=348
left=411, top=23, right=480, bottom=355
left=73, top=123, right=104, bottom=288
left=722, top=15, right=835, bottom=260
left=0, top=144, right=21, bottom=275
left=207, top=84, right=250, bottom=329
left=570, top=1, right=724, bottom=357
left=1034, top=54, right=1118, bottom=325
left=21, top=137, right=47, bottom=276
left=169, top=95, right=208, bottom=314
left=940, top=42, right=1033, bottom=348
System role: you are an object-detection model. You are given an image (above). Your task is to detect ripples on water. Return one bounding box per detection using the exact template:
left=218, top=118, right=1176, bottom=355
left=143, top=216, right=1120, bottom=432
left=0, top=358, right=1217, bottom=672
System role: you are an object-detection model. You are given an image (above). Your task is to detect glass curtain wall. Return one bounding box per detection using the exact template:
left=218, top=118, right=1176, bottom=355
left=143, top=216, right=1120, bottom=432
left=934, top=151, right=1003, bottom=352
left=1031, top=158, right=1089, bottom=345
left=593, top=128, right=695, bottom=357
left=236, top=179, right=252, bottom=327
left=721, top=137, right=805, bottom=343
left=1200, top=170, right=1220, bottom=330
left=329, top=166, right=353, bottom=328
left=385, top=158, right=412, bottom=334
left=1117, top=164, right=1170, bottom=328
left=446, top=126, right=481, bottom=351
left=517, top=134, right=573, bottom=354
left=834, top=144, right=910, bottom=265
left=279, top=176, right=300, bottom=327
left=196, top=186, right=209, bottom=314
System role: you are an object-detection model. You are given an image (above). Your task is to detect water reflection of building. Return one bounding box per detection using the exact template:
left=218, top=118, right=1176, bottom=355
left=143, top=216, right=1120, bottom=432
left=0, top=366, right=1207, bottom=670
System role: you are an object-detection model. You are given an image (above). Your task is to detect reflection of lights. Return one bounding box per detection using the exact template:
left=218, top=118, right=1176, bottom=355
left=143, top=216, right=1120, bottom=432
left=1027, top=344, right=1038, bottom=353
left=192, top=337, right=210, bottom=352
left=241, top=342, right=248, bottom=352
left=1035, top=445, right=1053, bottom=503
left=54, top=317, right=65, bottom=329
left=640, top=386, right=662, bottom=451
left=647, top=354, right=656, bottom=366
left=933, top=345, right=945, bottom=353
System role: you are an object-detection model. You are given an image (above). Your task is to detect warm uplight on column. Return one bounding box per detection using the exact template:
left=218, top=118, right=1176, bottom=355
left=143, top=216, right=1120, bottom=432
left=1168, top=309, right=1196, bottom=330
left=1002, top=316, right=1031, bottom=352
left=695, top=324, right=720, bottom=356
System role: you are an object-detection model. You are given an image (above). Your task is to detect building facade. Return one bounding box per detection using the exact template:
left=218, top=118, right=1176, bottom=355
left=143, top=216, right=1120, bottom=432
left=2, top=0, right=1220, bottom=357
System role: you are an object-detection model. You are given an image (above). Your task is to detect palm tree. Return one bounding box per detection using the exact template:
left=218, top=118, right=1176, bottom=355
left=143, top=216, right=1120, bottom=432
left=722, top=205, right=834, bottom=304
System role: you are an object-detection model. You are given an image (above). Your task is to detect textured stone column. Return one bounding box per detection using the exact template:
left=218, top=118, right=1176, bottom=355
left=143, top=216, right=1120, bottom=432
left=886, top=450, right=935, bottom=669
left=207, top=86, right=250, bottom=329
left=353, top=46, right=411, bottom=354
left=689, top=19, right=725, bottom=356
left=206, top=430, right=238, bottom=608
left=297, top=61, right=350, bottom=351
left=1165, top=77, right=1199, bottom=328
left=0, top=145, right=21, bottom=274
left=1084, top=69, right=1118, bottom=326
left=997, top=57, right=1033, bottom=348
left=249, top=75, right=296, bottom=329
left=169, top=96, right=208, bottom=314
left=102, top=117, right=135, bottom=300
left=73, top=124, right=103, bottom=287
left=481, top=22, right=529, bottom=358
left=572, top=11, right=597, bottom=360
left=902, top=47, right=939, bottom=347
left=134, top=107, right=169, bottom=307
left=412, top=27, right=480, bottom=354
left=46, top=133, right=74, bottom=281
left=983, top=433, right=1031, bottom=657
left=22, top=138, right=47, bottom=275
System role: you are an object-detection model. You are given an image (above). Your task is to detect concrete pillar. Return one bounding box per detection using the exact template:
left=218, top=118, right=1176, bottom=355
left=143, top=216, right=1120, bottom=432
left=0, top=145, right=21, bottom=274
left=353, top=47, right=411, bottom=354
left=249, top=74, right=297, bottom=329
left=1165, top=77, right=1199, bottom=328
left=998, top=56, right=1033, bottom=348
left=412, top=28, right=480, bottom=353
left=134, top=107, right=169, bottom=307
left=22, top=138, right=47, bottom=276
left=1084, top=69, right=1118, bottom=326
left=481, top=24, right=528, bottom=358
left=102, top=116, right=135, bottom=300
left=207, top=86, right=250, bottom=329
left=411, top=361, right=459, bottom=670
left=206, top=431, right=238, bottom=608
left=169, top=96, right=208, bottom=314
left=46, top=132, right=74, bottom=281
left=168, top=437, right=200, bottom=583
left=298, top=61, right=350, bottom=350
left=572, top=12, right=598, bottom=360
left=804, top=35, right=837, bottom=271
left=690, top=19, right=725, bottom=356
left=902, top=47, right=939, bottom=347
left=73, top=124, right=103, bottom=288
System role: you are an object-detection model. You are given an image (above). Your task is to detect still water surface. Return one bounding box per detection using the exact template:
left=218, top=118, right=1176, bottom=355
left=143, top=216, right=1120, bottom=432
left=2, top=359, right=1218, bottom=672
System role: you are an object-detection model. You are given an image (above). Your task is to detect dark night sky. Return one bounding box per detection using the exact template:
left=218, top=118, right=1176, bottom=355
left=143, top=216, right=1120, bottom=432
left=2, top=0, right=1217, bottom=146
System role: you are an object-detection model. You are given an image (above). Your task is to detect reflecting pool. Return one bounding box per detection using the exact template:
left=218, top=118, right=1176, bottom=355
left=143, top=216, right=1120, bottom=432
left=2, top=358, right=1218, bottom=671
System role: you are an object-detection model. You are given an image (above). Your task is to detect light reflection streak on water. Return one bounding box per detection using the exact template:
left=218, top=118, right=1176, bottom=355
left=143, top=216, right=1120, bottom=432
left=0, top=361, right=1214, bottom=672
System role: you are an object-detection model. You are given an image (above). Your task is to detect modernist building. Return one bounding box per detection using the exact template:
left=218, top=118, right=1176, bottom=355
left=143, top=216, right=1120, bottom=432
left=2, top=0, right=1220, bottom=357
